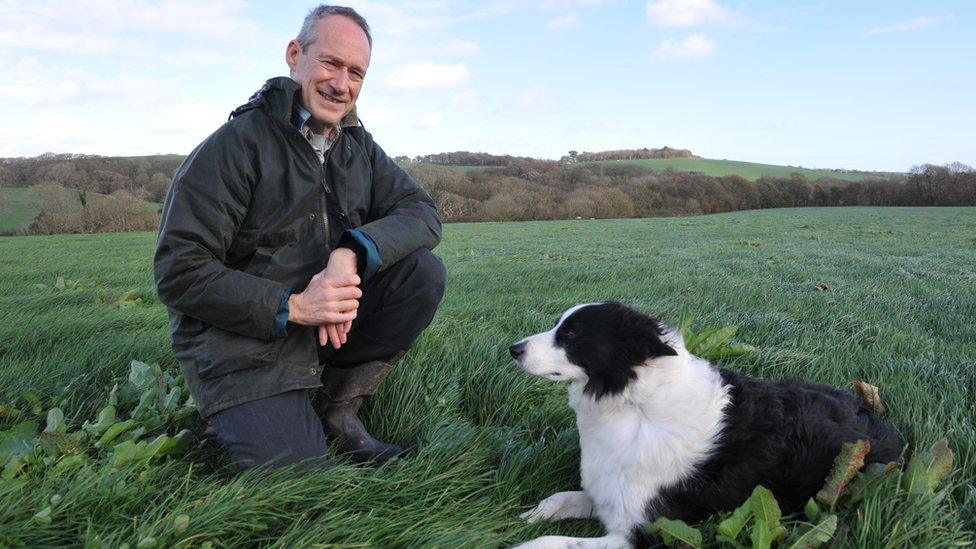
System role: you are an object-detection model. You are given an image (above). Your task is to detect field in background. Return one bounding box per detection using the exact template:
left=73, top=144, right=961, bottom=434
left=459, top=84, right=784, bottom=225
left=0, top=207, right=973, bottom=546
left=452, top=157, right=887, bottom=181
left=0, top=186, right=161, bottom=234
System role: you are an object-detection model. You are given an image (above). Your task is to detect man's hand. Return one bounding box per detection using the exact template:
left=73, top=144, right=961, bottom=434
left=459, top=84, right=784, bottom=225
left=289, top=248, right=361, bottom=348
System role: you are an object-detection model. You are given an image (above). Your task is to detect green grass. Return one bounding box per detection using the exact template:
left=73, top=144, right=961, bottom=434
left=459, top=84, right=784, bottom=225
left=449, top=158, right=892, bottom=181
left=0, top=187, right=50, bottom=232
left=0, top=186, right=162, bottom=234
left=589, top=158, right=890, bottom=181
left=1, top=207, right=974, bottom=547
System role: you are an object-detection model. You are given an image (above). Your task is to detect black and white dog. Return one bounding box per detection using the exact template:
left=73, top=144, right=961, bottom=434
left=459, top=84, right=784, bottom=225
left=510, top=302, right=903, bottom=549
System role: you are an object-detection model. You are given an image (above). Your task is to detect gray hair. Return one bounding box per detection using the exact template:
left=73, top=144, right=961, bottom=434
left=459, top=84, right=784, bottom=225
left=296, top=5, right=372, bottom=51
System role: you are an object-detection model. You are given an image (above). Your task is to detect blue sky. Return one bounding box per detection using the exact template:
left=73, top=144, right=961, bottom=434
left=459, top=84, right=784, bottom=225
left=1, top=0, right=973, bottom=171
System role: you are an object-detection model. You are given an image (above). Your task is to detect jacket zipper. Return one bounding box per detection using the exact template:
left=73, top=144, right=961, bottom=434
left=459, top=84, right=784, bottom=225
left=320, top=147, right=334, bottom=246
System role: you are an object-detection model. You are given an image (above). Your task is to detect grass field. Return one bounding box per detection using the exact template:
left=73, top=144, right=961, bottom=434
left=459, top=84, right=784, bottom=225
left=0, top=186, right=162, bottom=234
left=0, top=207, right=974, bottom=547
left=452, top=158, right=889, bottom=181
left=0, top=187, right=52, bottom=233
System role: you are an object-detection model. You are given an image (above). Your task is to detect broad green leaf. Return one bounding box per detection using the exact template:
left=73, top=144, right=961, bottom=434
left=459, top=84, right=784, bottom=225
left=902, top=439, right=953, bottom=494
left=50, top=453, right=88, bottom=476
left=98, top=419, right=138, bottom=447
left=750, top=518, right=772, bottom=549
left=706, top=343, right=758, bottom=360
left=83, top=405, right=117, bottom=436
left=33, top=505, right=53, bottom=525
left=718, top=499, right=754, bottom=540
left=695, top=326, right=738, bottom=354
left=173, top=514, right=190, bottom=535
left=685, top=327, right=719, bottom=352
left=2, top=455, right=26, bottom=479
left=803, top=498, right=821, bottom=522
left=748, top=486, right=782, bottom=531
left=816, top=439, right=870, bottom=510
left=22, top=391, right=43, bottom=414
left=647, top=517, right=703, bottom=548
left=119, top=290, right=141, bottom=302
left=0, top=421, right=39, bottom=462
left=846, top=461, right=899, bottom=505
left=136, top=536, right=158, bottom=549
left=163, top=386, right=181, bottom=411
left=44, top=408, right=65, bottom=433
left=786, top=515, right=838, bottom=549
left=128, top=361, right=156, bottom=391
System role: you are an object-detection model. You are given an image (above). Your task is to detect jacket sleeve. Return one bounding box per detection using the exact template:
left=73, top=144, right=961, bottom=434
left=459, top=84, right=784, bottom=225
left=154, top=125, right=289, bottom=341
left=354, top=131, right=442, bottom=271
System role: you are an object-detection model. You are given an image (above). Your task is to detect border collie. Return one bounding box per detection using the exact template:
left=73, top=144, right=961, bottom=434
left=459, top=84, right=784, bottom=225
left=509, top=302, right=903, bottom=549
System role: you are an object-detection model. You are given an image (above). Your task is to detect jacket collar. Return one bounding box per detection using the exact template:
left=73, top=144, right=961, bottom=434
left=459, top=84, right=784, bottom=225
left=262, top=76, right=360, bottom=129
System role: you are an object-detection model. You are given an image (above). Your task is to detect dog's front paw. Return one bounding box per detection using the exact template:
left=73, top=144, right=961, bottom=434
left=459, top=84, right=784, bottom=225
left=520, top=491, right=594, bottom=523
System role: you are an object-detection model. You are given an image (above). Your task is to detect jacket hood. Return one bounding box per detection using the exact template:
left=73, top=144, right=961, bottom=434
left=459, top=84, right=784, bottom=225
left=232, top=76, right=360, bottom=128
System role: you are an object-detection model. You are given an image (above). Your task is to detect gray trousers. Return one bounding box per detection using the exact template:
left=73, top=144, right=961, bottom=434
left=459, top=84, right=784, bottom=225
left=207, top=249, right=446, bottom=471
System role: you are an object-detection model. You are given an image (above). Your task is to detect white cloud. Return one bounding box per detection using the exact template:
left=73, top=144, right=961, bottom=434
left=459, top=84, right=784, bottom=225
left=437, top=39, right=480, bottom=56
left=415, top=112, right=443, bottom=129
left=645, top=0, right=728, bottom=27
left=508, top=85, right=553, bottom=111
left=547, top=12, right=579, bottom=30
left=651, top=34, right=716, bottom=60
left=380, top=61, right=470, bottom=91
left=867, top=16, right=947, bottom=36
left=452, top=90, right=485, bottom=108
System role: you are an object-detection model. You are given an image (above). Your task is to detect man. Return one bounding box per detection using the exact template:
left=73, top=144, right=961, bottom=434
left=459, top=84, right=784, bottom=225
left=154, top=5, right=445, bottom=471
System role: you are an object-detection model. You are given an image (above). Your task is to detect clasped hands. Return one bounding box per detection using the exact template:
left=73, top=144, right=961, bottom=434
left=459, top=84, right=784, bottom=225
left=288, top=248, right=361, bottom=349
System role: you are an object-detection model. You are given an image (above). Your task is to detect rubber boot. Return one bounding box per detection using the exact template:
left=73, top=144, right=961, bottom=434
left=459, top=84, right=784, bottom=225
left=317, top=353, right=405, bottom=463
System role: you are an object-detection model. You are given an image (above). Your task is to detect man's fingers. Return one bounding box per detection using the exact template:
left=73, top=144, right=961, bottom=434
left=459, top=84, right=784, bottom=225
left=327, top=324, right=342, bottom=349
left=330, top=285, right=363, bottom=300
left=325, top=309, right=357, bottom=324
left=318, top=325, right=328, bottom=347
left=342, top=320, right=352, bottom=334
left=325, top=299, right=360, bottom=312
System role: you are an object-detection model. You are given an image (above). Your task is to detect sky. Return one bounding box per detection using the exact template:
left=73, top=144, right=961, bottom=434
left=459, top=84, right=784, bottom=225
left=1, top=0, right=973, bottom=172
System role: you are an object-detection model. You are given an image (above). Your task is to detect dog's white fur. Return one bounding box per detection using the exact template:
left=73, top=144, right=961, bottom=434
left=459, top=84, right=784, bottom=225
left=514, top=304, right=730, bottom=549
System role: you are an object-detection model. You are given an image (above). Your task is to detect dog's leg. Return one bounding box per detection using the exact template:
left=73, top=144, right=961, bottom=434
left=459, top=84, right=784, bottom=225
left=520, top=491, right=596, bottom=523
left=512, top=533, right=630, bottom=549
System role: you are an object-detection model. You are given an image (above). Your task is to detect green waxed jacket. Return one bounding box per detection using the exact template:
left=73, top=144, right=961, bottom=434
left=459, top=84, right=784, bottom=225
left=154, top=77, right=441, bottom=417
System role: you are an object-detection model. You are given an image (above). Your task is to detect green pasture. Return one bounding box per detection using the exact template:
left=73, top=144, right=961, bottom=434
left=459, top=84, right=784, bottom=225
left=0, top=207, right=973, bottom=547
left=0, top=186, right=162, bottom=234
left=451, top=158, right=890, bottom=181
left=589, top=158, right=888, bottom=181
left=0, top=187, right=49, bottom=233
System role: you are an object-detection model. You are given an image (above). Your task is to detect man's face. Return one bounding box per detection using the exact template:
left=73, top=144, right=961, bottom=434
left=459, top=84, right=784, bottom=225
left=286, top=15, right=370, bottom=131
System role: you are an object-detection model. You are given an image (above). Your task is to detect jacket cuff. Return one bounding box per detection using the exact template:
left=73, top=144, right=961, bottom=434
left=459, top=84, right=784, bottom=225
left=271, top=287, right=292, bottom=339
left=340, top=229, right=381, bottom=281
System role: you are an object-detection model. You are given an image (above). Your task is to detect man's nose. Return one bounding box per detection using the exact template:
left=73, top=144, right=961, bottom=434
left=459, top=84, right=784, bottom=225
left=331, top=69, right=350, bottom=94
left=509, top=342, right=526, bottom=359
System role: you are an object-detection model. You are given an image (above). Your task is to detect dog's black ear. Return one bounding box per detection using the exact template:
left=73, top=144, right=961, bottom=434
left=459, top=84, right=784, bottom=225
left=617, top=304, right=678, bottom=362
left=578, top=303, right=677, bottom=399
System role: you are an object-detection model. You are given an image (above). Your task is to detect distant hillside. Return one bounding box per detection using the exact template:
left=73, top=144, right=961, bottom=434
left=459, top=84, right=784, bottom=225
left=588, top=158, right=896, bottom=182
left=0, top=186, right=161, bottom=235
left=2, top=150, right=970, bottom=233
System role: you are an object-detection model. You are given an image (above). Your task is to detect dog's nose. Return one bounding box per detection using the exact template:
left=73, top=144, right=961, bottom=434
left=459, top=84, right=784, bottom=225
left=509, top=342, right=526, bottom=359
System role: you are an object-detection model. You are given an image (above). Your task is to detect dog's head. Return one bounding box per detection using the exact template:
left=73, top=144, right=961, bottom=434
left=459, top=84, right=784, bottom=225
left=509, top=302, right=678, bottom=399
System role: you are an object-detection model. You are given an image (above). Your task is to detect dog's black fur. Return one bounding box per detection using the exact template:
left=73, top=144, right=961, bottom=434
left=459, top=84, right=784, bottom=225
left=556, top=302, right=904, bottom=545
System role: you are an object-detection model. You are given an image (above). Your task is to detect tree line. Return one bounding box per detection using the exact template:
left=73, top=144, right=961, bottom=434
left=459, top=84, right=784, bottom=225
left=1, top=152, right=973, bottom=234
left=407, top=161, right=976, bottom=222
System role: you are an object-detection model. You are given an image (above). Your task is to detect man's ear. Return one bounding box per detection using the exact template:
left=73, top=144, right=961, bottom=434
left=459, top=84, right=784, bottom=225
left=285, top=39, right=301, bottom=73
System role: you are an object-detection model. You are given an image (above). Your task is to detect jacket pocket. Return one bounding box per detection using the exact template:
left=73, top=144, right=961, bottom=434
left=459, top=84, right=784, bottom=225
left=239, top=228, right=298, bottom=277
left=193, top=325, right=285, bottom=381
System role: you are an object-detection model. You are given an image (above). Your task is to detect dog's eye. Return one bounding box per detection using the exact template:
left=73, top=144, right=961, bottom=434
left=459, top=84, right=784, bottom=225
left=562, top=329, right=577, bottom=338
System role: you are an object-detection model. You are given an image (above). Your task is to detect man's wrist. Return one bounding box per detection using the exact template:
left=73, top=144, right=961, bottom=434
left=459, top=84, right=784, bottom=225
left=287, top=292, right=306, bottom=324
